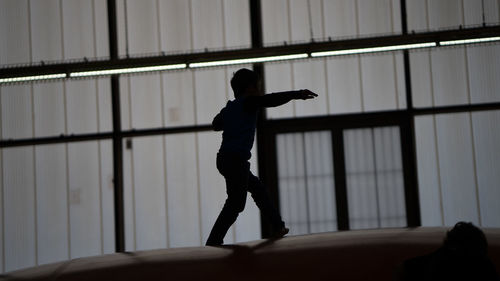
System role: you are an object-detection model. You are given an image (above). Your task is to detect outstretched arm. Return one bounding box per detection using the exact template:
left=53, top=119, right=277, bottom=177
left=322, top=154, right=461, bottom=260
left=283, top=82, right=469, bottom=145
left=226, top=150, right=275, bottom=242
left=245, top=90, right=317, bottom=110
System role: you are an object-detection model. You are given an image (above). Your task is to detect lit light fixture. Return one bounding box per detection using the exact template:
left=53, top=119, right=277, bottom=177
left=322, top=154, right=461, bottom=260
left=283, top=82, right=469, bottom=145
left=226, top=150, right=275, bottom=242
left=188, top=53, right=309, bottom=68
left=0, top=73, right=67, bottom=84
left=311, top=42, right=437, bottom=57
left=70, top=63, right=187, bottom=77
left=439, top=36, right=500, bottom=46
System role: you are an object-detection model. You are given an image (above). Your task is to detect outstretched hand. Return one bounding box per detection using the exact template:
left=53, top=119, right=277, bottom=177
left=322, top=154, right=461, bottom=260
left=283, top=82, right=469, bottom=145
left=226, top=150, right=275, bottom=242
left=295, top=89, right=318, bottom=100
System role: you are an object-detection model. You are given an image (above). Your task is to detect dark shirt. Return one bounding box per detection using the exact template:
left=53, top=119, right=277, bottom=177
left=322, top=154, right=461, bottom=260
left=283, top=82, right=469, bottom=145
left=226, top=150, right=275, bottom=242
left=212, top=91, right=299, bottom=160
left=216, top=97, right=258, bottom=159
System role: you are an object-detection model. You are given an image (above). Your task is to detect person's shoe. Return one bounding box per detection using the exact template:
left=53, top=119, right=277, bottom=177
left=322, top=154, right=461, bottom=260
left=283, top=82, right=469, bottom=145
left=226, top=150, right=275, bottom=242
left=272, top=226, right=289, bottom=239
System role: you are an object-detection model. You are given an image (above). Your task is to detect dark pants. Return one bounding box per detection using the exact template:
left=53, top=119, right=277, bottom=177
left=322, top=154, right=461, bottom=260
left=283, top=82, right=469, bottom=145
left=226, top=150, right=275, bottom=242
left=206, top=152, right=285, bottom=246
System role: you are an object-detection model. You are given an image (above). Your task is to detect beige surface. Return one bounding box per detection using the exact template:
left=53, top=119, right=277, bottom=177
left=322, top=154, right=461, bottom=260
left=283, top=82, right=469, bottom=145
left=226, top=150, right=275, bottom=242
left=3, top=227, right=499, bottom=281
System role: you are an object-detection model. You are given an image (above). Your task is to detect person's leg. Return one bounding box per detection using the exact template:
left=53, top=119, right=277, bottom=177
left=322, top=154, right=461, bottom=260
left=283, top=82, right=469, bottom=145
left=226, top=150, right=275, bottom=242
left=247, top=172, right=285, bottom=232
left=206, top=155, right=249, bottom=246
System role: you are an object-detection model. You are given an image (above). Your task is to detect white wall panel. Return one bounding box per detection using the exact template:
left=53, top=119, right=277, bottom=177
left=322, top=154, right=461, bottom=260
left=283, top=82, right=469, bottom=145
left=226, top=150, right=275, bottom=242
left=290, top=0, right=323, bottom=41
left=165, top=134, right=201, bottom=247
left=116, top=0, right=127, bottom=56
left=265, top=63, right=294, bottom=119
left=360, top=54, right=398, bottom=111
left=344, top=129, right=379, bottom=230
left=293, top=60, right=328, bottom=117
left=68, top=142, right=102, bottom=258
left=323, top=0, right=357, bottom=38
left=3, top=147, right=36, bottom=272
left=126, top=0, right=159, bottom=54
left=99, top=141, right=115, bottom=253
left=66, top=80, right=98, bottom=134
left=94, top=0, right=109, bottom=57
left=97, top=78, right=112, bottom=132
left=132, top=137, right=167, bottom=250
left=326, top=56, right=362, bottom=114
left=277, top=133, right=308, bottom=235
left=304, top=132, right=336, bottom=233
left=414, top=116, right=443, bottom=226
left=159, top=0, right=192, bottom=53
left=261, top=0, right=290, bottom=45
left=130, top=75, right=162, bottom=129
left=467, top=44, right=500, bottom=104
left=395, top=53, right=406, bottom=109
left=119, top=77, right=131, bottom=130
left=428, top=0, right=463, bottom=29
left=30, top=0, right=63, bottom=62
left=33, top=82, right=65, bottom=137
left=162, top=71, right=195, bottom=127
left=194, top=69, right=227, bottom=125
left=197, top=132, right=235, bottom=244
left=62, top=0, right=94, bottom=60
left=406, top=0, right=428, bottom=32
left=463, top=0, right=499, bottom=25
left=1, top=85, right=33, bottom=139
left=0, top=0, right=30, bottom=65
left=373, top=127, right=406, bottom=227
left=122, top=138, right=135, bottom=251
left=430, top=49, right=468, bottom=106
left=436, top=113, right=479, bottom=226
left=289, top=0, right=311, bottom=42
left=191, top=0, right=224, bottom=50
left=35, top=145, right=68, bottom=265
left=223, top=0, right=251, bottom=48
left=472, top=111, right=500, bottom=227
left=358, top=0, right=398, bottom=35
left=410, top=50, right=433, bottom=108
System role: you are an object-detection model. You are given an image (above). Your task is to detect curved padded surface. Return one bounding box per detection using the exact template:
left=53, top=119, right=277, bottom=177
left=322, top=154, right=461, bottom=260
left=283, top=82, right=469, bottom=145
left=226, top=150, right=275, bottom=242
left=3, top=227, right=500, bottom=281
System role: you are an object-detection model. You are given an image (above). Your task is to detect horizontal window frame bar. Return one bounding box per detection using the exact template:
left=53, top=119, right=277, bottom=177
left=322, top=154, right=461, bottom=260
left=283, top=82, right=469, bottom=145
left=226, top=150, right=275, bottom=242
left=0, top=124, right=212, bottom=148
left=2, top=102, right=499, bottom=148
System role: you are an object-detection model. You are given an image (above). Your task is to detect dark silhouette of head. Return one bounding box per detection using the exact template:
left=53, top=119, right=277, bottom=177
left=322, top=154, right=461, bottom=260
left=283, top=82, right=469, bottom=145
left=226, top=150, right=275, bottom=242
left=230, top=68, right=260, bottom=98
left=443, top=221, right=488, bottom=258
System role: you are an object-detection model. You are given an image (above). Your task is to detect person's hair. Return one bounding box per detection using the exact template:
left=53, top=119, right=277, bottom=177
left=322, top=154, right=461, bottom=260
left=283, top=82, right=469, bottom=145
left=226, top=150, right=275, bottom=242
left=443, top=221, right=488, bottom=258
left=230, top=68, right=259, bottom=98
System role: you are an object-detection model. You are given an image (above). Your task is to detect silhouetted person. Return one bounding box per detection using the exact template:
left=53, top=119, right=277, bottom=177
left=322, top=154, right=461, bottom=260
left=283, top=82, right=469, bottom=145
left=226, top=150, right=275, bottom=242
left=205, top=68, right=317, bottom=246
left=396, top=222, right=499, bottom=281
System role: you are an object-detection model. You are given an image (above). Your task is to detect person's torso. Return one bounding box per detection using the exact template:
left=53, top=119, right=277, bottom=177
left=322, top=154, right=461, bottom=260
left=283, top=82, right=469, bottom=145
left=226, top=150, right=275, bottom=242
left=219, top=97, right=258, bottom=159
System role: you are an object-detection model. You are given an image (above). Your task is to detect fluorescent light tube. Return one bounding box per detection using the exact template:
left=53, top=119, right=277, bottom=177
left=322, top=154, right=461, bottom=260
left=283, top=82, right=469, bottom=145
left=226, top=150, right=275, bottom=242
left=439, top=36, right=500, bottom=46
left=311, top=42, right=437, bottom=57
left=0, top=73, right=67, bottom=84
left=70, top=63, right=187, bottom=77
left=189, top=53, right=309, bottom=68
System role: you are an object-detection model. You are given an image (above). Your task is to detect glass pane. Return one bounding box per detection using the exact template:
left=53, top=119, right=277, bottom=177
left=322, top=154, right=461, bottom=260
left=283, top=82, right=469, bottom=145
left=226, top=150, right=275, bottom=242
left=344, top=127, right=406, bottom=230
left=277, top=131, right=336, bottom=235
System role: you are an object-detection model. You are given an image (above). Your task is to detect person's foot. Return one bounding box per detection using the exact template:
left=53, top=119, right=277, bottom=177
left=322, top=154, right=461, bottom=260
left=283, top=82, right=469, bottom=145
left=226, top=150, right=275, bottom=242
left=272, top=226, right=289, bottom=239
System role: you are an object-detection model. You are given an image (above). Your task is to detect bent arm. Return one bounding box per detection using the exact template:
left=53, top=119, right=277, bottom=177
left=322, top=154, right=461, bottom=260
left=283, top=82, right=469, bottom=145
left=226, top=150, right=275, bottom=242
left=212, top=110, right=224, bottom=131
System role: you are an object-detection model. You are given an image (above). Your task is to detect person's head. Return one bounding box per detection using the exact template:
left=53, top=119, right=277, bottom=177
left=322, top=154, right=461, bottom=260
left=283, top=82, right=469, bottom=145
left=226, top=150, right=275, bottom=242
left=230, top=68, right=261, bottom=98
left=443, top=221, right=488, bottom=258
